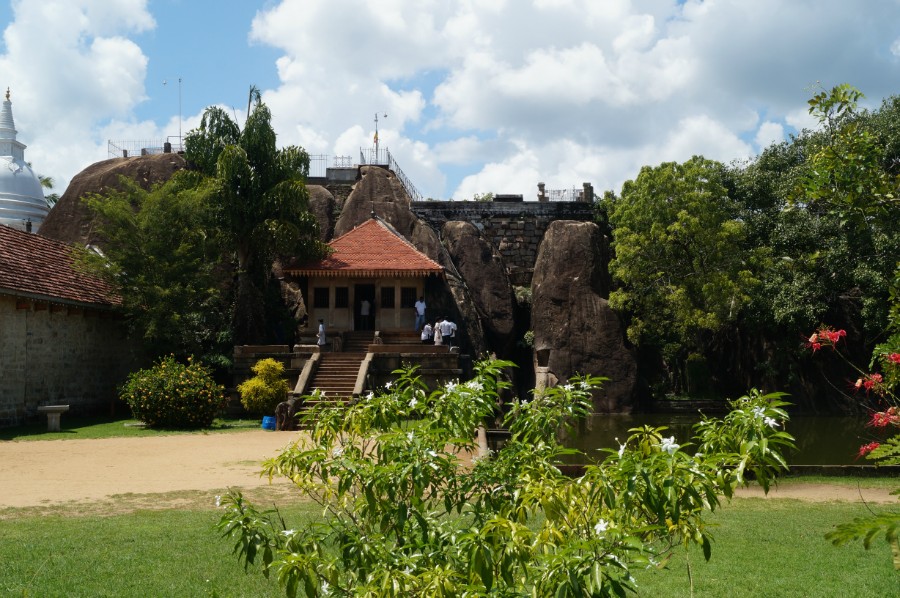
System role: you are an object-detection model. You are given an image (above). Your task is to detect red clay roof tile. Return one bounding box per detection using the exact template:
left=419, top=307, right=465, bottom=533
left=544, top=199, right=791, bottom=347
left=0, top=224, right=120, bottom=307
left=286, top=218, right=443, bottom=278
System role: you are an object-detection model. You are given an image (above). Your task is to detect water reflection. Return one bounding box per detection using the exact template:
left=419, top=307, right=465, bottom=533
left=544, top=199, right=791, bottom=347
left=565, top=414, right=874, bottom=466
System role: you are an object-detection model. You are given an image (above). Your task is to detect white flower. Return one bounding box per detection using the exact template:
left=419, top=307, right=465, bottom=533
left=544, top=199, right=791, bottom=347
left=617, top=442, right=626, bottom=458
left=322, top=581, right=330, bottom=595
left=280, top=529, right=295, bottom=537
left=446, top=381, right=457, bottom=391
left=427, top=450, right=438, bottom=458
left=764, top=416, right=779, bottom=428
left=409, top=398, right=418, bottom=409
left=214, top=495, right=221, bottom=508
left=579, top=380, right=591, bottom=390
left=332, top=446, right=344, bottom=458
left=659, top=436, right=680, bottom=455
left=385, top=381, right=393, bottom=389
left=366, top=391, right=374, bottom=401
left=752, top=406, right=766, bottom=419
left=407, top=431, right=414, bottom=441
left=562, top=384, right=574, bottom=391
left=593, top=519, right=609, bottom=535
left=466, top=380, right=483, bottom=391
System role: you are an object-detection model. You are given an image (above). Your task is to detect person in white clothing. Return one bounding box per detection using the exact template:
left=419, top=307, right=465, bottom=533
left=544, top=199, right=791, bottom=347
left=439, top=318, right=457, bottom=348
left=421, top=322, right=433, bottom=344
left=414, top=296, right=427, bottom=332
left=433, top=319, right=443, bottom=346
left=316, top=319, right=327, bottom=351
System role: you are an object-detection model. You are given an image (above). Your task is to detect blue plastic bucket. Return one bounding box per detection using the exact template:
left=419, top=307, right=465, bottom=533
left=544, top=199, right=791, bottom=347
left=261, top=416, right=276, bottom=430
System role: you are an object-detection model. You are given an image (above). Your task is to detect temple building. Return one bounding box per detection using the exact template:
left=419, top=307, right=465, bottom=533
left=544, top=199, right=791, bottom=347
left=0, top=89, right=49, bottom=232
left=285, top=217, right=443, bottom=333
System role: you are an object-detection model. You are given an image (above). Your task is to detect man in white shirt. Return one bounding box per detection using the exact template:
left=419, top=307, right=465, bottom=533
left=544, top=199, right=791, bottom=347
left=414, top=296, right=427, bottom=332
left=439, top=318, right=457, bottom=348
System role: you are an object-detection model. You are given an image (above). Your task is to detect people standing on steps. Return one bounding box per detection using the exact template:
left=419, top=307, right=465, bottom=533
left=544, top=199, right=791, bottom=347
left=414, top=296, right=427, bottom=332
left=421, top=322, right=433, bottom=344
left=317, top=319, right=327, bottom=351
left=439, top=317, right=457, bottom=348
left=433, top=318, right=443, bottom=346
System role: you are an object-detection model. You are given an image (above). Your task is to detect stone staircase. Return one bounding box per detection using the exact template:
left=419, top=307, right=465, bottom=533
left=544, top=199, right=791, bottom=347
left=299, top=330, right=435, bottom=407
left=342, top=331, right=375, bottom=353
left=305, top=352, right=365, bottom=402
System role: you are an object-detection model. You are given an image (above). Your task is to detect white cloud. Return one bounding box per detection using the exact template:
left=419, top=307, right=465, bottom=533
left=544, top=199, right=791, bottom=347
left=0, top=0, right=154, bottom=189
left=8, top=0, right=900, bottom=204
left=755, top=121, right=785, bottom=149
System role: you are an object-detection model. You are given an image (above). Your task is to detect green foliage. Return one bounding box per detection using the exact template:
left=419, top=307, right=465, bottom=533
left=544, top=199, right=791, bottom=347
left=184, top=90, right=327, bottom=344
left=217, top=360, right=792, bottom=596
left=81, top=173, right=232, bottom=363
left=605, top=156, right=759, bottom=387
left=237, top=358, right=292, bottom=415
left=121, top=355, right=227, bottom=428
left=798, top=85, right=900, bottom=567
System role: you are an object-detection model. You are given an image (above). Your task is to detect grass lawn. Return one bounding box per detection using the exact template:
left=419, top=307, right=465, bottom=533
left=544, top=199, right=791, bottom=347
left=0, top=415, right=262, bottom=442
left=1, top=492, right=897, bottom=597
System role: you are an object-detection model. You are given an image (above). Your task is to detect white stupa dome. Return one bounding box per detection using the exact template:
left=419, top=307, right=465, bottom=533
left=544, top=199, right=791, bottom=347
left=0, top=88, right=48, bottom=232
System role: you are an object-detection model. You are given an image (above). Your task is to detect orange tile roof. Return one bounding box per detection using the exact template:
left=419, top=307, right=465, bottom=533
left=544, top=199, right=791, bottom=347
left=287, top=218, right=443, bottom=278
left=0, top=224, right=120, bottom=307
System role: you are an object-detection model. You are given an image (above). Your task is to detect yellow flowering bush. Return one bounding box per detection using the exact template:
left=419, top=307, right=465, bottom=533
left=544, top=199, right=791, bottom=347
left=237, top=358, right=291, bottom=415
left=121, top=355, right=226, bottom=428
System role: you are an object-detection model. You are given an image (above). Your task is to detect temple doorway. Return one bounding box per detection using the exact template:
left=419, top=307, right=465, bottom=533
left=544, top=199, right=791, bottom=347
left=355, top=284, right=375, bottom=330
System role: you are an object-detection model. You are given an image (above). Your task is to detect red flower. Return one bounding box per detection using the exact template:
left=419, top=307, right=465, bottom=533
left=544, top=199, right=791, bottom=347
left=886, top=353, right=900, bottom=365
left=863, top=373, right=883, bottom=392
left=823, top=329, right=846, bottom=344
left=806, top=332, right=822, bottom=352
left=857, top=442, right=881, bottom=459
left=806, top=326, right=846, bottom=352
left=868, top=408, right=900, bottom=428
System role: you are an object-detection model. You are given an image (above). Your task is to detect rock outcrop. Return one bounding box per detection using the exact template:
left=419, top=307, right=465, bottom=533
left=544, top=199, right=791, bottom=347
left=531, top=220, right=636, bottom=411
left=441, top=221, right=516, bottom=356
left=39, top=154, right=186, bottom=246
left=307, top=185, right=336, bottom=241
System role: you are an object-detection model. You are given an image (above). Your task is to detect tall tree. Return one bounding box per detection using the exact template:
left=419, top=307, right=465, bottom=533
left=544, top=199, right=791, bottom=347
left=605, top=156, right=758, bottom=391
left=81, top=172, right=231, bottom=363
left=184, top=90, right=326, bottom=343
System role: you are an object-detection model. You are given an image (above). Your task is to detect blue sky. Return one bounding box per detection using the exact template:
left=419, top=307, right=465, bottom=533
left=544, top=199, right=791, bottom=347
left=3, top=0, right=900, bottom=201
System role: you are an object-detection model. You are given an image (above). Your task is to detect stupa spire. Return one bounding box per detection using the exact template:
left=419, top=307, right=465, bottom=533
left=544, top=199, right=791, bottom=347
left=0, top=88, right=17, bottom=141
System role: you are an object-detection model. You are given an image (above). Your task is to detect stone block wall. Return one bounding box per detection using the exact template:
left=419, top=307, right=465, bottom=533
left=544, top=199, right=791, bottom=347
left=0, top=295, right=135, bottom=427
left=411, top=201, right=594, bottom=285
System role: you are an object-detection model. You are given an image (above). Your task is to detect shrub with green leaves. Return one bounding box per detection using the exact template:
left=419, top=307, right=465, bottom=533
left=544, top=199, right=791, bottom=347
left=237, top=358, right=291, bottom=415
left=121, top=355, right=226, bottom=428
left=218, top=360, right=794, bottom=596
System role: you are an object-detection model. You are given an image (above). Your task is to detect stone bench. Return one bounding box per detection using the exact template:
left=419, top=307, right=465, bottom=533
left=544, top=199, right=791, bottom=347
left=37, top=405, right=70, bottom=432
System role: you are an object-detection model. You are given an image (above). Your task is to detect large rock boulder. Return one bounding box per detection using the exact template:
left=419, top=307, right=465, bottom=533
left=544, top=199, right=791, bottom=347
left=39, top=154, right=186, bottom=246
left=307, top=185, right=336, bottom=241
left=442, top=221, right=516, bottom=356
left=532, top=220, right=636, bottom=412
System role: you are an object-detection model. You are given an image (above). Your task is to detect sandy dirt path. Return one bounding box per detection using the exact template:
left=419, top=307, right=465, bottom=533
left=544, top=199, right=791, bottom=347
left=0, top=430, right=304, bottom=511
left=0, top=432, right=896, bottom=514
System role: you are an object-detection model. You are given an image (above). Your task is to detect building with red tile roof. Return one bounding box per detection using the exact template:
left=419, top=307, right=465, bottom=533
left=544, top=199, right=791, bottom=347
left=0, top=224, right=131, bottom=427
left=285, top=217, right=442, bottom=333
left=0, top=224, right=119, bottom=308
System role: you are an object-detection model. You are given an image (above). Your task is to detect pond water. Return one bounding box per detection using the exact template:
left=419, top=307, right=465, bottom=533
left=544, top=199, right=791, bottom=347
left=564, top=413, right=873, bottom=466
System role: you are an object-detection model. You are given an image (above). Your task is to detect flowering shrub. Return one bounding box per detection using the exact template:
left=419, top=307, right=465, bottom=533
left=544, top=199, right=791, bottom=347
left=121, top=355, right=226, bottom=428
left=237, top=358, right=291, bottom=415
left=217, top=360, right=793, bottom=596
left=806, top=323, right=900, bottom=564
